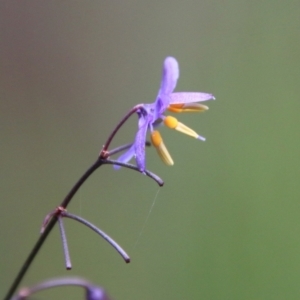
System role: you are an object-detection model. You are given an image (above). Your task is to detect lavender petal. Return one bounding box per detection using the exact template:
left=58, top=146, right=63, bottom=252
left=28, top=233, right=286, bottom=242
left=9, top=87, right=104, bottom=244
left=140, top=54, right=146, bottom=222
left=169, top=92, right=215, bottom=104
left=134, top=118, right=149, bottom=172
left=114, top=144, right=135, bottom=170
left=158, top=57, right=179, bottom=95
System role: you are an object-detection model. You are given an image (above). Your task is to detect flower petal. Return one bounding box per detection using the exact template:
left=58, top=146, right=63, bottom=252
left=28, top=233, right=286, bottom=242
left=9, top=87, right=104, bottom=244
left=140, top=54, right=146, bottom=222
left=134, top=117, right=149, bottom=172
left=169, top=92, right=215, bottom=104
left=114, top=144, right=135, bottom=170
left=159, top=57, right=179, bottom=95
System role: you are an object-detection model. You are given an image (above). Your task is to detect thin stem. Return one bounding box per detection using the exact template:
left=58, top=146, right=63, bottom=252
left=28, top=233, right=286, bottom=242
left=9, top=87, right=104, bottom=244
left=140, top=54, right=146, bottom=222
left=100, top=105, right=143, bottom=156
left=101, top=159, right=164, bottom=187
left=107, top=141, right=151, bottom=157
left=62, top=211, right=130, bottom=263
left=4, top=156, right=163, bottom=299
left=107, top=142, right=133, bottom=157
left=58, top=217, right=72, bottom=270
left=60, top=158, right=103, bottom=209
left=40, top=209, right=56, bottom=234
left=4, top=158, right=103, bottom=300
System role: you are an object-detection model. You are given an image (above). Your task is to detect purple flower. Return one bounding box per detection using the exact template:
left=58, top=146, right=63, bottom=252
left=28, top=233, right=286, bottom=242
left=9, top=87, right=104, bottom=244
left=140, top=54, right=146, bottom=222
left=115, top=57, right=215, bottom=172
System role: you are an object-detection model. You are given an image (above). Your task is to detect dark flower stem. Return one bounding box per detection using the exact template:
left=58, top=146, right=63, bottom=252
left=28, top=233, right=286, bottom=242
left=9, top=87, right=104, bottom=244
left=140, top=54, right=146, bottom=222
left=100, top=105, right=143, bottom=157
left=4, top=156, right=163, bottom=300
left=4, top=158, right=103, bottom=300
left=58, top=217, right=72, bottom=270
left=62, top=211, right=130, bottom=263
left=107, top=141, right=151, bottom=157
left=107, top=142, right=133, bottom=156
left=102, top=159, right=164, bottom=186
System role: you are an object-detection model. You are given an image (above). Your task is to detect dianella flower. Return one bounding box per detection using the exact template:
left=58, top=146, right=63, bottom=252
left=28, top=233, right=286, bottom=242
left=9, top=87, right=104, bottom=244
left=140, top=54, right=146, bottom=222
left=115, top=57, right=215, bottom=172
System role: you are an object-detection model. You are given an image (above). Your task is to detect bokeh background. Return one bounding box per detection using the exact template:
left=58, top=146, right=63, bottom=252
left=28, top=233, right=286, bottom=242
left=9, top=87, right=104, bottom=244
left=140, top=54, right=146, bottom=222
left=1, top=1, right=300, bottom=299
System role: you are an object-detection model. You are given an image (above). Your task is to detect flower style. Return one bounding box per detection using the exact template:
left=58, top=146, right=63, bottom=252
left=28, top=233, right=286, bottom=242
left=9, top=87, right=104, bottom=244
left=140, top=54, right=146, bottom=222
left=115, top=57, right=215, bottom=172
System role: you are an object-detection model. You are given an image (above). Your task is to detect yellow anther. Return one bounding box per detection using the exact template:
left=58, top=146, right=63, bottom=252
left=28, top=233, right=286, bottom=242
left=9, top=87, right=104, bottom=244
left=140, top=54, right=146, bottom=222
left=168, top=103, right=208, bottom=113
left=167, top=103, right=186, bottom=113
left=164, top=116, right=178, bottom=129
left=150, top=130, right=174, bottom=166
left=175, top=122, right=199, bottom=139
left=156, top=141, right=174, bottom=166
left=151, top=130, right=162, bottom=147
left=164, top=118, right=203, bottom=140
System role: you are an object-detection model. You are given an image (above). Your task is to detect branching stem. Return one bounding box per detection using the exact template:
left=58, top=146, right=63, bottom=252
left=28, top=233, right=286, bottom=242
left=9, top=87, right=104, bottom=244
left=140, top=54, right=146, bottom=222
left=4, top=158, right=103, bottom=300
left=100, top=105, right=143, bottom=157
left=62, top=211, right=130, bottom=263
left=4, top=156, right=162, bottom=300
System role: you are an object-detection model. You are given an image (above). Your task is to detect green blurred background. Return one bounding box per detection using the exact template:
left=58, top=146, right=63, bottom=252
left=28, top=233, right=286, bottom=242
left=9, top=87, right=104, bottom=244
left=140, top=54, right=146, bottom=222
left=1, top=1, right=300, bottom=299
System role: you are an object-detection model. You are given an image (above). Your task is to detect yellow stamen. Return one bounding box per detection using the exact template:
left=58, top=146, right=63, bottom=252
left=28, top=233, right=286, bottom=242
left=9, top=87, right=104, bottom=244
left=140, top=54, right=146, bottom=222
left=163, top=116, right=178, bottom=129
left=151, top=130, right=163, bottom=147
left=150, top=131, right=174, bottom=166
left=164, top=116, right=204, bottom=140
left=168, top=103, right=209, bottom=113
left=174, top=122, right=199, bottom=139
